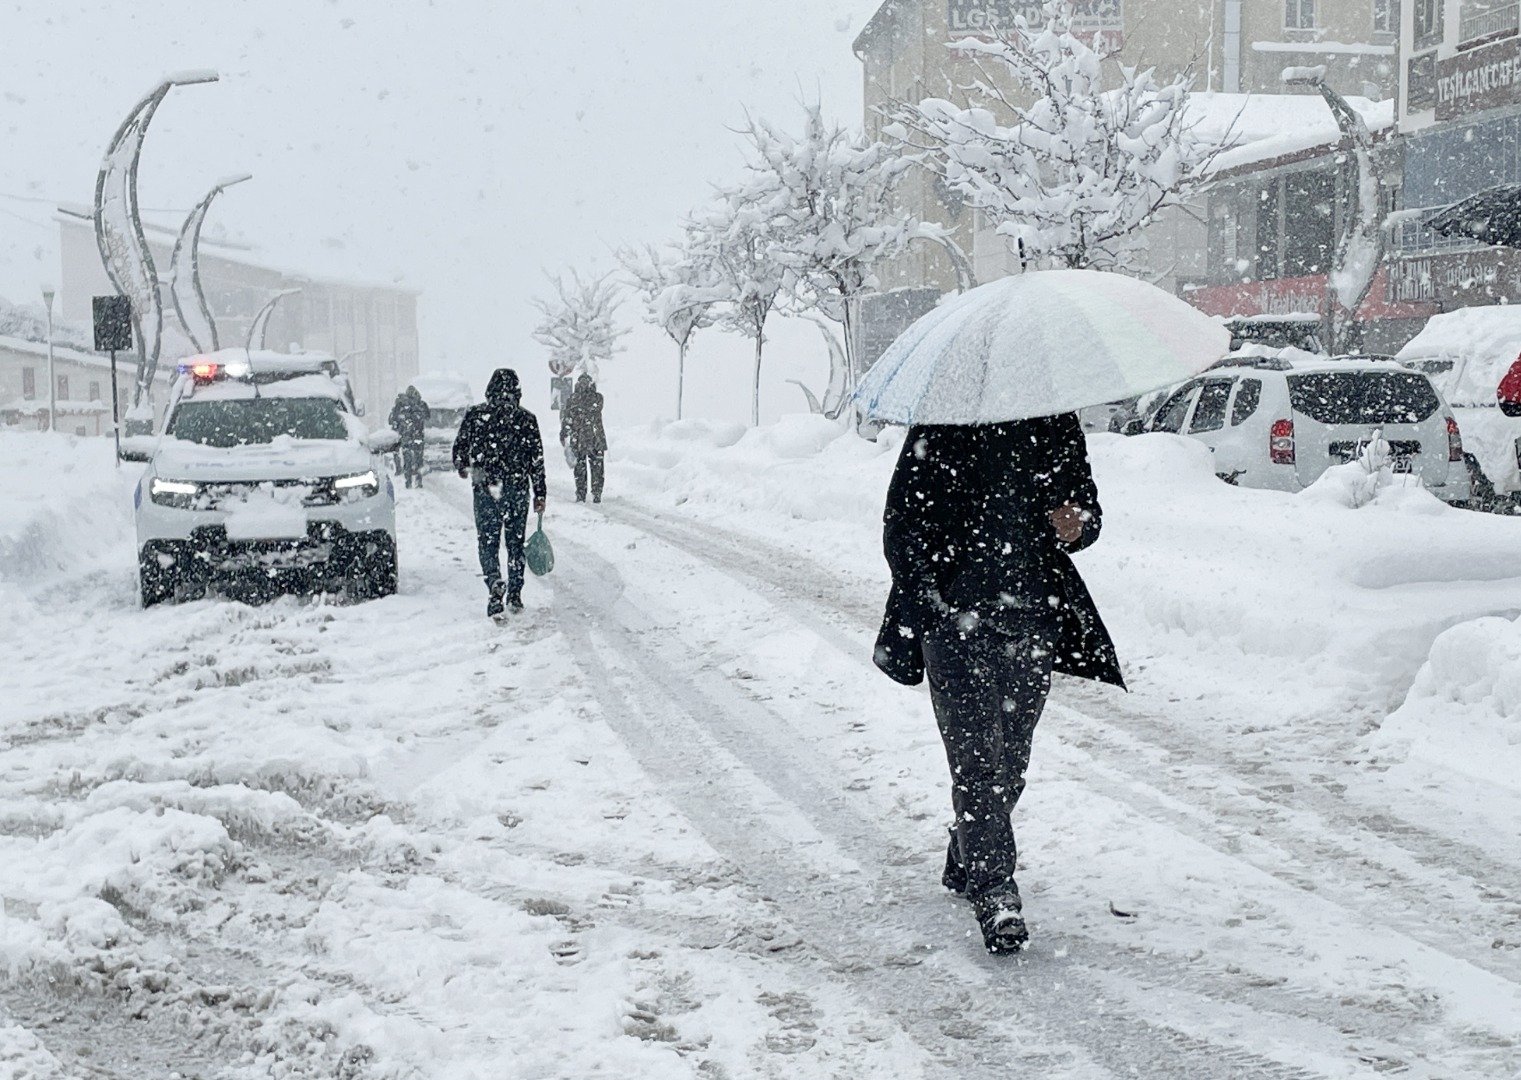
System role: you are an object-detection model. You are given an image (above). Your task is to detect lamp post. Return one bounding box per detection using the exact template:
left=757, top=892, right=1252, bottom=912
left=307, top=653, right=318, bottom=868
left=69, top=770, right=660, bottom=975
left=41, top=286, right=55, bottom=433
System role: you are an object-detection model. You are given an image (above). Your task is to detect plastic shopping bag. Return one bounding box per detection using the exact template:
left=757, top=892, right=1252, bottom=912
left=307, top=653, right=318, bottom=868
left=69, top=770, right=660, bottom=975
left=526, top=513, right=555, bottom=577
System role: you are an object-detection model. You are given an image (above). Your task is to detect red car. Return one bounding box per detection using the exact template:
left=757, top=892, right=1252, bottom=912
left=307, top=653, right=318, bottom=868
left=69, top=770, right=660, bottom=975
left=1500, top=356, right=1521, bottom=417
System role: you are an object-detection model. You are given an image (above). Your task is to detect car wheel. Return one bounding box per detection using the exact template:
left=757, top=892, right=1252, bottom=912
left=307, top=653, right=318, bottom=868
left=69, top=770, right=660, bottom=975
left=346, top=533, right=398, bottom=600
left=138, top=548, right=178, bottom=608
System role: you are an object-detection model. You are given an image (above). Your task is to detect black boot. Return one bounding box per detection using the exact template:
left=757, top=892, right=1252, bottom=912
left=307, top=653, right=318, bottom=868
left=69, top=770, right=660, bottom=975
left=973, top=892, right=1028, bottom=954
left=486, top=581, right=506, bottom=618
left=942, top=827, right=968, bottom=896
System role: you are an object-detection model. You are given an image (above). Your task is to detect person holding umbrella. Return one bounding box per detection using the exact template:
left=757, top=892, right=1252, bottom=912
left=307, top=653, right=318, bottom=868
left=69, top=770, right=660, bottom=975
left=858, top=269, right=1227, bottom=954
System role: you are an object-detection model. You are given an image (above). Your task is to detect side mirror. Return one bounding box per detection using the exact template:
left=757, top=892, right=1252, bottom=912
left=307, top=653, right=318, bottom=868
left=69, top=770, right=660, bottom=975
left=117, top=434, right=156, bottom=463
left=368, top=428, right=401, bottom=454
left=1121, top=418, right=1147, bottom=436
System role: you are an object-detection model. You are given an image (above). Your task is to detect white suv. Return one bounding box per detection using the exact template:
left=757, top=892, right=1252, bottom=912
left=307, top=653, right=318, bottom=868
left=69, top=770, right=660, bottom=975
left=126, top=350, right=400, bottom=606
left=1143, top=352, right=1472, bottom=504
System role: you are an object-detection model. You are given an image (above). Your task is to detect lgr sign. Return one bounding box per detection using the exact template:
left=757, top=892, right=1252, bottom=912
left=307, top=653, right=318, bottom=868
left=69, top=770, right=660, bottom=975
left=1436, top=37, right=1521, bottom=120
left=947, top=0, right=1124, bottom=37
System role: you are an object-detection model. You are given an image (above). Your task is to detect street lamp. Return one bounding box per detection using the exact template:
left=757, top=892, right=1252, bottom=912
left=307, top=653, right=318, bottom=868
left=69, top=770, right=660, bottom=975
left=41, top=286, right=55, bottom=433
left=1282, top=65, right=1384, bottom=354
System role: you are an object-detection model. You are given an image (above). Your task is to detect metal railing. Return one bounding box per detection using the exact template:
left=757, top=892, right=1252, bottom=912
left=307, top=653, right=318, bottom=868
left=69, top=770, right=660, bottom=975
left=1461, top=1, right=1520, bottom=44
left=1389, top=206, right=1490, bottom=254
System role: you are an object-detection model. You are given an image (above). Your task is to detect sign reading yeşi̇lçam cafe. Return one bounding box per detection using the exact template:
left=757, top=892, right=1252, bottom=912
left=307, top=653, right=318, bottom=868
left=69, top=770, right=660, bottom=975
left=1436, top=36, right=1521, bottom=121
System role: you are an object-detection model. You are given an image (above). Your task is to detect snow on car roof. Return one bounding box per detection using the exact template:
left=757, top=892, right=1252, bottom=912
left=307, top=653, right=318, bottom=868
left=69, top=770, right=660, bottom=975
left=1395, top=306, right=1521, bottom=406
left=409, top=372, right=474, bottom=410
left=180, top=373, right=350, bottom=403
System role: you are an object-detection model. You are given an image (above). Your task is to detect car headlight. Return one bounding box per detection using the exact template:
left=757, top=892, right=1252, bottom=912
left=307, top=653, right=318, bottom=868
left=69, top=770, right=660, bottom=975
left=332, top=470, right=380, bottom=501
left=149, top=477, right=201, bottom=509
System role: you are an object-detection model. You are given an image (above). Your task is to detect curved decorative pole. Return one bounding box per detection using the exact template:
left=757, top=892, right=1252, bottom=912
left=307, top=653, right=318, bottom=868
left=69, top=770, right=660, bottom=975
left=170, top=172, right=251, bottom=354
left=911, top=226, right=977, bottom=295
left=93, top=71, right=219, bottom=425
left=247, top=289, right=301, bottom=351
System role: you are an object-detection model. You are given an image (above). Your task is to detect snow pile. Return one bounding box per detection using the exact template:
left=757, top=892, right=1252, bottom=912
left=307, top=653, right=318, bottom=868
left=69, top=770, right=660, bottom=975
left=1365, top=616, right=1521, bottom=794
left=1396, top=305, right=1521, bottom=406
left=0, top=433, right=132, bottom=585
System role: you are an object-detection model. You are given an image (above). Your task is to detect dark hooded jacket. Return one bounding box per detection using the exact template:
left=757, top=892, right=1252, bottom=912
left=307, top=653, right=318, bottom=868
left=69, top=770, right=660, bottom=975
left=560, top=375, right=607, bottom=455
left=388, top=387, right=429, bottom=442
left=452, top=369, right=547, bottom=497
left=874, top=412, right=1124, bottom=689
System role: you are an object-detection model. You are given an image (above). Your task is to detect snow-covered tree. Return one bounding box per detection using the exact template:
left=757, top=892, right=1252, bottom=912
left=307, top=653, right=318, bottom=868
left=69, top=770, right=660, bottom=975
left=531, top=271, right=628, bottom=381
left=732, top=105, right=923, bottom=400
left=687, top=194, right=791, bottom=427
left=618, top=242, right=724, bottom=420
left=886, top=2, right=1219, bottom=271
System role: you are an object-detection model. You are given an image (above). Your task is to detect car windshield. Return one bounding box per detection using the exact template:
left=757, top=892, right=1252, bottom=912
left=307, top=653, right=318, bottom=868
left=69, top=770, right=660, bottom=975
left=1287, top=372, right=1440, bottom=426
left=167, top=397, right=349, bottom=448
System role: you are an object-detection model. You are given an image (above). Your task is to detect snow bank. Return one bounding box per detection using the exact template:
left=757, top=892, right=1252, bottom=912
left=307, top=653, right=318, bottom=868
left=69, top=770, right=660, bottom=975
left=1396, top=305, right=1521, bottom=407
left=610, top=418, right=1521, bottom=728
left=0, top=433, right=133, bottom=585
left=1365, top=616, right=1521, bottom=793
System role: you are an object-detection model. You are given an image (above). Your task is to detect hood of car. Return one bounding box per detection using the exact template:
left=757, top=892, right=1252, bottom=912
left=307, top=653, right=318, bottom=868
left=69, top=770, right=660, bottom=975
left=151, top=437, right=374, bottom=484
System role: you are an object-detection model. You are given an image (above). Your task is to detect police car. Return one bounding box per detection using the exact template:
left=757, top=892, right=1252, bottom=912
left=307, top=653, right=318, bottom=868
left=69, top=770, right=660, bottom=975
left=125, top=350, right=400, bottom=606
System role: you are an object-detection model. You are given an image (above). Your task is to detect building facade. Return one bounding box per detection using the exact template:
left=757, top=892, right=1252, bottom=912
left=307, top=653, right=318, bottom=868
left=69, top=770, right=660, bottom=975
left=1390, top=0, right=1521, bottom=313
left=55, top=211, right=421, bottom=418
left=855, top=0, right=1401, bottom=296
left=0, top=334, right=168, bottom=436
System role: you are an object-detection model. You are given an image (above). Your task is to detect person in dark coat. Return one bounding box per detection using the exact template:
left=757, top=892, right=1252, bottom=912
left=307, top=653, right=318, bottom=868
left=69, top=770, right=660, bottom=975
left=875, top=412, right=1124, bottom=954
left=452, top=369, right=547, bottom=617
left=388, top=386, right=430, bottom=489
left=560, top=374, right=608, bottom=503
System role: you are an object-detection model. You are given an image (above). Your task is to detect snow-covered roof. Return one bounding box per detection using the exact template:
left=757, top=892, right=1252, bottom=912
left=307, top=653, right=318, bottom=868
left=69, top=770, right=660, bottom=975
left=1187, top=93, right=1395, bottom=176
left=0, top=334, right=118, bottom=372
left=1396, top=306, right=1521, bottom=406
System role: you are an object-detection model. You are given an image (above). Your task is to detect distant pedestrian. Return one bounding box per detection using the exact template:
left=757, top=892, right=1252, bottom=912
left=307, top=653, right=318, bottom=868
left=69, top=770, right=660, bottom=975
left=560, top=374, right=607, bottom=503
left=874, top=413, right=1123, bottom=954
left=389, top=386, right=430, bottom=489
left=452, top=369, right=547, bottom=618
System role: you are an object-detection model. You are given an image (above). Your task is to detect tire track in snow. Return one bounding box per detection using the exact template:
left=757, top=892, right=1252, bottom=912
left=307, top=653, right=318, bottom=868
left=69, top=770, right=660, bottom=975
left=549, top=530, right=1341, bottom=1080
left=580, top=497, right=1521, bottom=1074
left=599, top=500, right=1521, bottom=975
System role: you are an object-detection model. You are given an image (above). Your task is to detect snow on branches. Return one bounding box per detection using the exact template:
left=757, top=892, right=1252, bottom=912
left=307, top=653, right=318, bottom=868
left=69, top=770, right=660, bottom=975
left=618, top=242, right=726, bottom=419
left=531, top=270, right=628, bottom=381
left=887, top=2, right=1219, bottom=271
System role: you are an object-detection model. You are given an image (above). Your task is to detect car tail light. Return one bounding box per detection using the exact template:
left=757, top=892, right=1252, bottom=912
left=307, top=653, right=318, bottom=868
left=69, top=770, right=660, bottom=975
left=1270, top=419, right=1295, bottom=465
left=1447, top=416, right=1464, bottom=462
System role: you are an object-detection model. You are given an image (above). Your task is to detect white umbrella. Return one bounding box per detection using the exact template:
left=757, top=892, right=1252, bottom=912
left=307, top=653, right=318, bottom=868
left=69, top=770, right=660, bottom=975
left=855, top=269, right=1229, bottom=425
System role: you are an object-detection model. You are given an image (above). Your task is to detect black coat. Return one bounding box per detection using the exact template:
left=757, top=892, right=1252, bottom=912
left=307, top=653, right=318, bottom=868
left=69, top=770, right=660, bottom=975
left=389, top=392, right=429, bottom=442
left=561, top=380, right=608, bottom=455
left=874, top=413, right=1125, bottom=690
left=452, top=369, right=548, bottom=498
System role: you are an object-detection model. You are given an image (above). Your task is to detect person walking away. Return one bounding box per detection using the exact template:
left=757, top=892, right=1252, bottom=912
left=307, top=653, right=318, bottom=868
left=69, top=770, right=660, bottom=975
left=452, top=369, right=547, bottom=617
left=388, top=386, right=430, bottom=489
left=874, top=413, right=1124, bottom=954
left=560, top=374, right=607, bottom=503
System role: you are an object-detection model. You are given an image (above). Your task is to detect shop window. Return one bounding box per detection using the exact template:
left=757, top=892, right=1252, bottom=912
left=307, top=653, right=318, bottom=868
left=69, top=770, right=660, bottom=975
left=1286, top=0, right=1317, bottom=29
left=1256, top=183, right=1282, bottom=281
left=1282, top=169, right=1335, bottom=278
left=21, top=367, right=35, bottom=400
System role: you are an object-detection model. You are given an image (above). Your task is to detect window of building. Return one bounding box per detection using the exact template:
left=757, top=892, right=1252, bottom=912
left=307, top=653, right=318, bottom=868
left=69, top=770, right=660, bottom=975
left=57, top=375, right=69, bottom=401
left=89, top=381, right=101, bottom=403
left=1286, top=0, right=1317, bottom=29
left=1374, top=0, right=1398, bottom=32
left=1415, top=0, right=1445, bottom=46
left=21, top=367, right=36, bottom=400
left=1256, top=182, right=1282, bottom=281
left=1282, top=169, right=1336, bottom=277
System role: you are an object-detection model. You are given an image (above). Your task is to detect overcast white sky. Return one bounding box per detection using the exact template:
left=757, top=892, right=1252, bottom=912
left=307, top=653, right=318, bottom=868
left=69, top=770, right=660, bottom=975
left=0, top=0, right=875, bottom=424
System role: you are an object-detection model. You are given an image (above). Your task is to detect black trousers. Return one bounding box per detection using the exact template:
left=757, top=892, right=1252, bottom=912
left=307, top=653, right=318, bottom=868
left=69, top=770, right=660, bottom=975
left=574, top=451, right=605, bottom=502
left=923, top=622, right=1054, bottom=902
left=401, top=440, right=424, bottom=486
left=472, top=482, right=530, bottom=600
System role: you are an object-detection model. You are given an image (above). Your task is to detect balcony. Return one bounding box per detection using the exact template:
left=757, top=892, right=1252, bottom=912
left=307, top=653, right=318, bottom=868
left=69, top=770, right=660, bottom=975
left=1389, top=207, right=1488, bottom=255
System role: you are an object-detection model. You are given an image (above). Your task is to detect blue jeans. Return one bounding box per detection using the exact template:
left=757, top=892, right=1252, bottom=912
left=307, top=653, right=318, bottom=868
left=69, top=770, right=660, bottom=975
left=473, top=482, right=530, bottom=599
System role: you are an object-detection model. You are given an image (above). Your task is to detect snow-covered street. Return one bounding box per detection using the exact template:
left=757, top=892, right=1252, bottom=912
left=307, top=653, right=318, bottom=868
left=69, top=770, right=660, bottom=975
left=3, top=425, right=1520, bottom=1079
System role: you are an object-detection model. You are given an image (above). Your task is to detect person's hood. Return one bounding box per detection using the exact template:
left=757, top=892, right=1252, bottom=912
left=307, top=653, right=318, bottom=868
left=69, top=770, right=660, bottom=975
left=576, top=374, right=595, bottom=392
left=487, top=368, right=522, bottom=406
